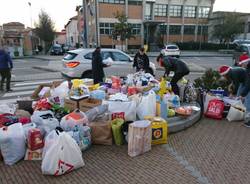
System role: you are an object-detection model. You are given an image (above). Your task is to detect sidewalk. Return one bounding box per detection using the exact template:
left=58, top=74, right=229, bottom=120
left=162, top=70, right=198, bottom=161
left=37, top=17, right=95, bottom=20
left=0, top=118, right=249, bottom=184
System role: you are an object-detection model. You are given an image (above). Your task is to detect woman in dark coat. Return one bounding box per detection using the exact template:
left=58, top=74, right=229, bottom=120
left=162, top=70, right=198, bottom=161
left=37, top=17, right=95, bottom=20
left=92, top=47, right=108, bottom=84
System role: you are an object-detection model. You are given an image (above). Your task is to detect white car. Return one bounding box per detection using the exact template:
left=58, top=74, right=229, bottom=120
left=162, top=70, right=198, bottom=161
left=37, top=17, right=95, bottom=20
left=61, top=48, right=156, bottom=79
left=161, top=44, right=180, bottom=58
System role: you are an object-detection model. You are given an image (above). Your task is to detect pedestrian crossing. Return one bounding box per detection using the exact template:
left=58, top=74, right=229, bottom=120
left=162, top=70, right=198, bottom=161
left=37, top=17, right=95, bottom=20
left=0, top=79, right=59, bottom=104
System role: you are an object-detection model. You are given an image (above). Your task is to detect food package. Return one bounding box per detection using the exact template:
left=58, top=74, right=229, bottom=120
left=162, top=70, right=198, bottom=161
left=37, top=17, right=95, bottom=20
left=24, top=148, right=43, bottom=161
left=175, top=106, right=193, bottom=116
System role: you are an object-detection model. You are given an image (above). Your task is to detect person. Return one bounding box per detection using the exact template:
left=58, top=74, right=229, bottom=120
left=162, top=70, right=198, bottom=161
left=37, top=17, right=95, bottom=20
left=238, top=59, right=250, bottom=127
left=0, top=48, right=13, bottom=92
left=238, top=52, right=250, bottom=66
left=92, top=47, right=108, bottom=84
left=133, top=48, right=150, bottom=73
left=156, top=54, right=190, bottom=96
left=218, top=65, right=246, bottom=97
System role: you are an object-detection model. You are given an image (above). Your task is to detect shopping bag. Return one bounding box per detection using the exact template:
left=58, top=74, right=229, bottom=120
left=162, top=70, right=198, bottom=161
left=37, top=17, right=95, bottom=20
left=205, top=99, right=224, bottom=120
left=104, top=100, right=136, bottom=121
left=89, top=121, right=112, bottom=146
left=0, top=123, right=26, bottom=165
left=204, top=93, right=220, bottom=113
left=226, top=101, right=246, bottom=122
left=41, top=131, right=84, bottom=176
left=136, top=90, right=156, bottom=120
left=111, top=119, right=124, bottom=145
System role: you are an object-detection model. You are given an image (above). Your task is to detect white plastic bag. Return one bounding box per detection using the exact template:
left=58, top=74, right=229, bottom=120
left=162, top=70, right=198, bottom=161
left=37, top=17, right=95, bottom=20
left=41, top=131, right=85, bottom=176
left=136, top=91, right=156, bottom=120
left=50, top=81, right=69, bottom=106
left=226, top=101, right=246, bottom=122
left=0, top=123, right=26, bottom=165
left=0, top=104, right=17, bottom=114
left=104, top=100, right=136, bottom=121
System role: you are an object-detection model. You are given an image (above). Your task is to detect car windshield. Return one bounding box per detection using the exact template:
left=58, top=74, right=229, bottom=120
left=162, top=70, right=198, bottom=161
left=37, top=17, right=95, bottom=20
left=167, top=46, right=178, bottom=50
left=63, top=52, right=77, bottom=60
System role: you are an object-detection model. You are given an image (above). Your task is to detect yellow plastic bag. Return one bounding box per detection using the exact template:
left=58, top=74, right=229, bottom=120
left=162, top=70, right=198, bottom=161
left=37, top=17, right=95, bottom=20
left=144, top=116, right=168, bottom=145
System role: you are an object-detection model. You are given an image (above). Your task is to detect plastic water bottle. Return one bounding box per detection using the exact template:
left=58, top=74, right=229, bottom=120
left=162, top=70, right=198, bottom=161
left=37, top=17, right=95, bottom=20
left=73, top=125, right=80, bottom=145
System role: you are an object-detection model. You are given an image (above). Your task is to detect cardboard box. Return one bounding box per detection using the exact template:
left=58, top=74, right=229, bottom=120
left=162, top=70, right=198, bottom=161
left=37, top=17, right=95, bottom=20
left=79, top=98, right=102, bottom=112
left=64, top=98, right=78, bottom=112
left=31, top=83, right=52, bottom=100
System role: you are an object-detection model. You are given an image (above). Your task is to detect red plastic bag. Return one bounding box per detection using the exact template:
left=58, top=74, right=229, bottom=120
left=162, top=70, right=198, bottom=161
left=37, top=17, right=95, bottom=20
left=205, top=99, right=224, bottom=120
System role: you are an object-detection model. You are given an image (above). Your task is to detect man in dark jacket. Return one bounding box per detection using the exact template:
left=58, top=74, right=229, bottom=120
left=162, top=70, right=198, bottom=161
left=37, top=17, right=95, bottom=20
left=157, top=55, right=190, bottom=95
left=0, top=49, right=13, bottom=92
left=133, top=48, right=150, bottom=73
left=92, top=47, right=108, bottom=84
left=218, top=65, right=246, bottom=97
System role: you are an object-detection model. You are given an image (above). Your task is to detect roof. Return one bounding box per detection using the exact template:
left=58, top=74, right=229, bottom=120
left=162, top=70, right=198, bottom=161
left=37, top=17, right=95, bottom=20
left=3, top=22, right=25, bottom=26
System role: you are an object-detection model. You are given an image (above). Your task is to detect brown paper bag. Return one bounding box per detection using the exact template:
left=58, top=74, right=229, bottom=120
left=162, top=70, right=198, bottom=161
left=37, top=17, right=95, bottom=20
left=89, top=121, right=112, bottom=146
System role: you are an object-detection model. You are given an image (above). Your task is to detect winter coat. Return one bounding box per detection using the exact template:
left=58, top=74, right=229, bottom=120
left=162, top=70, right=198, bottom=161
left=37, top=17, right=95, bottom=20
left=0, top=49, right=13, bottom=69
left=241, top=64, right=250, bottom=97
left=92, top=50, right=107, bottom=81
left=226, top=67, right=246, bottom=95
left=162, top=57, right=190, bottom=76
left=133, top=52, right=150, bottom=71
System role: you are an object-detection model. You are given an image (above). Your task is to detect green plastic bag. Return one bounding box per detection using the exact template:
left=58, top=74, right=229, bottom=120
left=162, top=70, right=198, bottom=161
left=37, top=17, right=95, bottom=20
left=111, top=118, right=124, bottom=145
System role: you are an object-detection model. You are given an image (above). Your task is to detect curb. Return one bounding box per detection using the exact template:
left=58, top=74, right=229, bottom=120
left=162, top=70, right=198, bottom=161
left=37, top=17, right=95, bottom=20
left=32, top=66, right=60, bottom=72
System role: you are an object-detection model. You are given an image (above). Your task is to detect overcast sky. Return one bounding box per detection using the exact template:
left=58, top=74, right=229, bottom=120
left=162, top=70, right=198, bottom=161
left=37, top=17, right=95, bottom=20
left=0, top=0, right=249, bottom=31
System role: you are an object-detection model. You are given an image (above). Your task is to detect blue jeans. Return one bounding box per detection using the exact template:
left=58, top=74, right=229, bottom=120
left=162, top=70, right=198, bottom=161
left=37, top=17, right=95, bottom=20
left=237, top=84, right=250, bottom=116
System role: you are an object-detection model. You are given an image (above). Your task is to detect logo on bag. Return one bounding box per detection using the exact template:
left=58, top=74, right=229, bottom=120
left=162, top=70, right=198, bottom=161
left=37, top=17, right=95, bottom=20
left=152, top=128, right=162, bottom=140
left=111, top=112, right=125, bottom=120
left=54, top=160, right=74, bottom=176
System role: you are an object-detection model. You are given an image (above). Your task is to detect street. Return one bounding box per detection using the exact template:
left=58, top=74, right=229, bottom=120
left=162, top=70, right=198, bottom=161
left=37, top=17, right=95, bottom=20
left=0, top=55, right=232, bottom=104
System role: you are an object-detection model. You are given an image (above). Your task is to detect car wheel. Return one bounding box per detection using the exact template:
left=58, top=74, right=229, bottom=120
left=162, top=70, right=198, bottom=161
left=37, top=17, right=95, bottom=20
left=81, top=70, right=93, bottom=79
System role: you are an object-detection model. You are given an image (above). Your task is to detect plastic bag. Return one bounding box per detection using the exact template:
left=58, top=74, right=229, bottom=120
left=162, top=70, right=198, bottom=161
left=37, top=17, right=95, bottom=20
left=0, top=104, right=17, bottom=114
left=60, top=110, right=89, bottom=131
left=136, top=91, right=156, bottom=120
left=85, top=104, right=108, bottom=122
left=104, top=100, right=136, bottom=121
left=50, top=81, right=69, bottom=107
left=90, top=90, right=106, bottom=100
left=205, top=99, right=224, bottom=120
left=41, top=131, right=85, bottom=176
left=227, top=101, right=246, bottom=122
left=0, top=123, right=26, bottom=165
left=111, top=119, right=124, bottom=146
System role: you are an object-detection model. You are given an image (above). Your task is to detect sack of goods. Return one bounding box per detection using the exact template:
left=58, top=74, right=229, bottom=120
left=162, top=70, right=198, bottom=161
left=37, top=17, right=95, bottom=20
left=60, top=110, right=89, bottom=131
left=0, top=123, right=26, bottom=165
left=42, top=130, right=85, bottom=176
left=226, top=101, right=246, bottom=122
left=128, top=120, right=152, bottom=157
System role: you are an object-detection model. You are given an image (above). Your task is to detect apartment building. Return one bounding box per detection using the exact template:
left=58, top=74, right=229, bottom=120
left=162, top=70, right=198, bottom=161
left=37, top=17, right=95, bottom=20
left=65, top=16, right=80, bottom=47
left=84, top=0, right=214, bottom=50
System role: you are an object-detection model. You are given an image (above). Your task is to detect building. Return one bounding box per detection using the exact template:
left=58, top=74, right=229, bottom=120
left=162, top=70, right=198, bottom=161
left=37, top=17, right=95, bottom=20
left=65, top=16, right=80, bottom=48
left=54, top=30, right=67, bottom=45
left=209, top=11, right=250, bottom=43
left=82, top=0, right=214, bottom=51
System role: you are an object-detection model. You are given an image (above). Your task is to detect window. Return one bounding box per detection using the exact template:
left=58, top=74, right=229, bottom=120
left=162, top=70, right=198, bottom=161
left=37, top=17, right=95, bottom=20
left=128, top=0, right=142, bottom=5
left=248, top=23, right=250, bottom=33
left=64, top=52, right=77, bottom=60
left=198, top=26, right=208, bottom=35
left=198, top=7, right=210, bottom=18
left=99, top=22, right=114, bottom=35
left=184, top=25, right=195, bottom=35
left=159, top=24, right=167, bottom=34
left=145, top=3, right=153, bottom=20
left=130, top=24, right=141, bottom=35
left=84, top=52, right=93, bottom=60
left=169, top=5, right=182, bottom=17
left=99, top=0, right=124, bottom=3
left=102, top=51, right=112, bottom=59
left=184, top=6, right=196, bottom=18
left=112, top=52, right=130, bottom=62
left=169, top=25, right=181, bottom=35
left=155, top=4, right=167, bottom=17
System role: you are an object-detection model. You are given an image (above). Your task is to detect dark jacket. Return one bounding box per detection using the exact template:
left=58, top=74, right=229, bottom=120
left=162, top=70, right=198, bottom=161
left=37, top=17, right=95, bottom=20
left=92, top=50, right=106, bottom=80
left=241, top=64, right=250, bottom=97
left=226, top=67, right=246, bottom=95
left=162, top=57, right=190, bottom=76
left=133, top=52, right=149, bottom=71
left=0, top=49, right=13, bottom=69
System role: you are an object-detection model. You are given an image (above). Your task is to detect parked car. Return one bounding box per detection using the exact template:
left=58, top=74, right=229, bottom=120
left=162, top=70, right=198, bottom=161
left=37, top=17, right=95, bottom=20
left=232, top=44, right=250, bottom=66
left=161, top=44, right=180, bottom=58
left=61, top=48, right=156, bottom=79
left=50, top=44, right=63, bottom=55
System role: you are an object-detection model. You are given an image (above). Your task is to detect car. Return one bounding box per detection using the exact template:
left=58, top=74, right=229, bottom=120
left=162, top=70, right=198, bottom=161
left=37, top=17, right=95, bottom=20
left=50, top=44, right=63, bottom=55
left=232, top=44, right=250, bottom=66
left=161, top=44, right=180, bottom=58
left=61, top=48, right=156, bottom=79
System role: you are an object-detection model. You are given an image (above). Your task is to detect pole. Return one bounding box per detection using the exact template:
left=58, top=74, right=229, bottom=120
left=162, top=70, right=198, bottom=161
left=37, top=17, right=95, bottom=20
left=28, top=2, right=33, bottom=55
left=199, top=24, right=203, bottom=53
left=82, top=0, right=89, bottom=48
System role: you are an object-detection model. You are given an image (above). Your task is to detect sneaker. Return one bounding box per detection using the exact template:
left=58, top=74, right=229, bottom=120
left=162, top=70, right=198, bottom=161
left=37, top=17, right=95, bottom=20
left=244, top=121, right=250, bottom=128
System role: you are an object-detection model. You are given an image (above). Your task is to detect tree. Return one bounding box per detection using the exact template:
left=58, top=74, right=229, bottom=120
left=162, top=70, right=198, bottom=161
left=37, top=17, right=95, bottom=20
left=35, top=10, right=55, bottom=53
left=212, top=12, right=245, bottom=44
left=111, top=11, right=135, bottom=51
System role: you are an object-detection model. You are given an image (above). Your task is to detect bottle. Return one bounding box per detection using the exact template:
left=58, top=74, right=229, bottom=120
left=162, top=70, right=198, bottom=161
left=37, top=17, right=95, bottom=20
left=73, top=125, right=80, bottom=145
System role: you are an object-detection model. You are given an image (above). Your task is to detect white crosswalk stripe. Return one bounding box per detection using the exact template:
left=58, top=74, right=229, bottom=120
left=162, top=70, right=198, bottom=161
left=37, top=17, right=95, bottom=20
left=0, top=79, right=61, bottom=104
